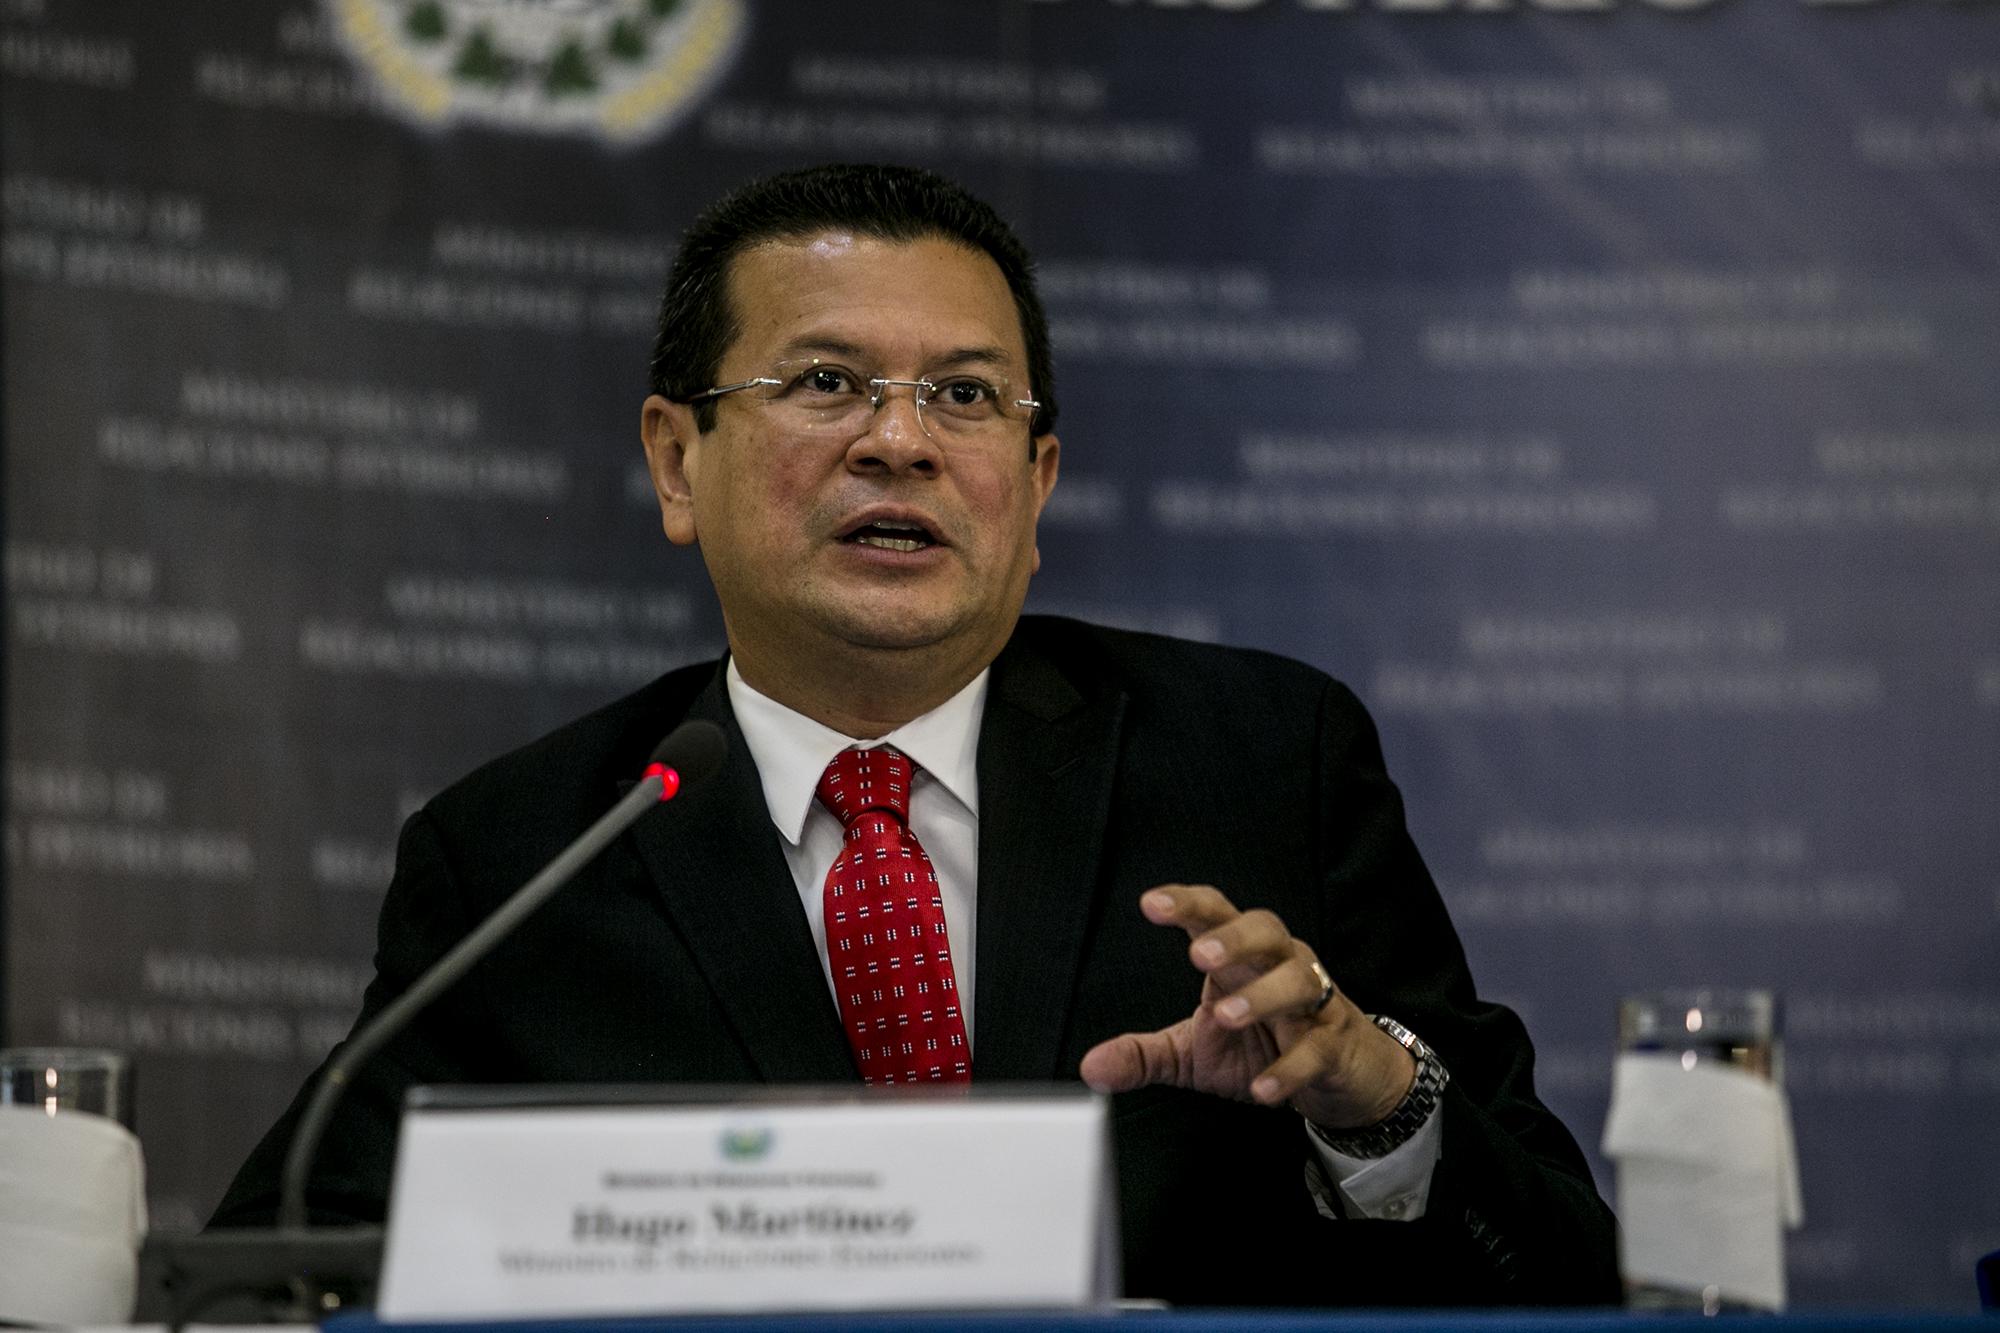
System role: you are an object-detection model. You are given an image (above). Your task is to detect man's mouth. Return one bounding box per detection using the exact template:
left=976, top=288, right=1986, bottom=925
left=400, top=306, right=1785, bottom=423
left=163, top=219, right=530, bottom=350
left=840, top=518, right=939, bottom=553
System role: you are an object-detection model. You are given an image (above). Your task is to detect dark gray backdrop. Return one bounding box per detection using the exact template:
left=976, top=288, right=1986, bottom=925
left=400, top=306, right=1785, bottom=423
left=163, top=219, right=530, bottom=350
left=4, top=0, right=1997, bottom=1308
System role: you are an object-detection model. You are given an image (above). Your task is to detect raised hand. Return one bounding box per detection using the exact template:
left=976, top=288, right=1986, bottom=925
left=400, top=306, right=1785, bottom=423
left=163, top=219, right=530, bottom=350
left=1079, top=883, right=1415, bottom=1132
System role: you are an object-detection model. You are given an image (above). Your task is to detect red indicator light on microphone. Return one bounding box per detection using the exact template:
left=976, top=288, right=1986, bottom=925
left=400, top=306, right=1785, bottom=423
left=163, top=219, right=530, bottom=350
left=642, top=762, right=681, bottom=802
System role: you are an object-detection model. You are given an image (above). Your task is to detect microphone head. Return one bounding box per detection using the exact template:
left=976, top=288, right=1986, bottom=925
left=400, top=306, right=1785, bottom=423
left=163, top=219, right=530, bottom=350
left=647, top=720, right=728, bottom=795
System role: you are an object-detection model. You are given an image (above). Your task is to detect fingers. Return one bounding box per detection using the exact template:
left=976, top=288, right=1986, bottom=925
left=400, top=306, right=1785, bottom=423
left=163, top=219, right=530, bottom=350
left=1079, top=1026, right=1190, bottom=1094
left=1251, top=1015, right=1415, bottom=1122
left=1211, top=952, right=1336, bottom=1031
left=1142, top=884, right=1287, bottom=967
left=1139, top=883, right=1237, bottom=933
left=1142, top=884, right=1308, bottom=993
left=1190, top=910, right=1296, bottom=982
left=1128, top=884, right=1408, bottom=1125
left=1249, top=1025, right=1351, bottom=1106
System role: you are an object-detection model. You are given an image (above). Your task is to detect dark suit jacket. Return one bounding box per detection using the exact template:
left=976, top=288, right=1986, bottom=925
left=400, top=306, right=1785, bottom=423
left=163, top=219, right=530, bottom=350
left=215, top=616, right=1619, bottom=1306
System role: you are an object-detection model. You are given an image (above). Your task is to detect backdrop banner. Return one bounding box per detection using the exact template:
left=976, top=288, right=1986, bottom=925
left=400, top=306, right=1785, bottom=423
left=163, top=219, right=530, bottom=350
left=4, top=0, right=1997, bottom=1308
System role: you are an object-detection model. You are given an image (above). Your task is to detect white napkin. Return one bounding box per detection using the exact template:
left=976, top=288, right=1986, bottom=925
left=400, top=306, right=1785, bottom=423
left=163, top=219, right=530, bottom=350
left=0, top=1105, right=149, bottom=1326
left=1602, top=1052, right=1802, bottom=1310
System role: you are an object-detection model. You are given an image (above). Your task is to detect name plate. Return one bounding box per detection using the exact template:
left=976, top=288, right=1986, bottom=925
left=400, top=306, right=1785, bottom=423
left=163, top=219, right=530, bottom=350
left=377, top=1087, right=1112, bottom=1320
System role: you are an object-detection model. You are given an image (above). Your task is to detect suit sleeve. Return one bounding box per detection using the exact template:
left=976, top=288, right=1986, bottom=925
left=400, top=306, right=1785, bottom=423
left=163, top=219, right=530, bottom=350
left=208, top=807, right=488, bottom=1227
left=1308, top=676, right=1622, bottom=1304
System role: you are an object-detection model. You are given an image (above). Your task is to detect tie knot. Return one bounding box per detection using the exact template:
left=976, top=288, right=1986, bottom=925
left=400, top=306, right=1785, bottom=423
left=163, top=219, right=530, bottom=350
left=815, top=745, right=914, bottom=825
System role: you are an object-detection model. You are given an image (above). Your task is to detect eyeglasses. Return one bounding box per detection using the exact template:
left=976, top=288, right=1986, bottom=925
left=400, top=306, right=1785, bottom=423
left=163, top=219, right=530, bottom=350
left=676, top=358, right=1041, bottom=445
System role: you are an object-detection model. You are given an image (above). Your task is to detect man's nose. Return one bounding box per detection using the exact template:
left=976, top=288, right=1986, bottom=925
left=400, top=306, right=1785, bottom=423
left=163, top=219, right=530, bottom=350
left=847, top=381, right=941, bottom=474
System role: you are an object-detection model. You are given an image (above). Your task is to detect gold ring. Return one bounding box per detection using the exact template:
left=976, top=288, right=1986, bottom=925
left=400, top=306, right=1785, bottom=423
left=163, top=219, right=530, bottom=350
left=1307, top=959, right=1336, bottom=1014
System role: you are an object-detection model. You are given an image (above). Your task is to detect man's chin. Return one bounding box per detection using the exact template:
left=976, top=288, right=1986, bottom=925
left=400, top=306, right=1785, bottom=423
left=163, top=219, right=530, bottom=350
left=821, top=610, right=962, bottom=653
left=809, top=593, right=994, bottom=656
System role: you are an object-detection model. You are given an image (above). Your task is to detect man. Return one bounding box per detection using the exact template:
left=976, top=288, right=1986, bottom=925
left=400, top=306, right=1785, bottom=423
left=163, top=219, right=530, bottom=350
left=217, top=164, right=1618, bottom=1306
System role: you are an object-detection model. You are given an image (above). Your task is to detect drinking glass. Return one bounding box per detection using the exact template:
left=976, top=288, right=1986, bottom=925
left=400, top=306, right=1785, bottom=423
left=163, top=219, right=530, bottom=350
left=0, top=1047, right=136, bottom=1130
left=1615, top=990, right=1780, bottom=1312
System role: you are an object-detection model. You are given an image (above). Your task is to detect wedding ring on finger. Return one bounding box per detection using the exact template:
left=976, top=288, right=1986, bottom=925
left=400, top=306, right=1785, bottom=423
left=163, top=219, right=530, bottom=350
left=1306, top=958, right=1336, bottom=1014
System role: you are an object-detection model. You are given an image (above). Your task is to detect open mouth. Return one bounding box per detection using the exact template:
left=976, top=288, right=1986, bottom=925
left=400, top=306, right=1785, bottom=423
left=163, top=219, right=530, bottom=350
left=840, top=517, right=940, bottom=553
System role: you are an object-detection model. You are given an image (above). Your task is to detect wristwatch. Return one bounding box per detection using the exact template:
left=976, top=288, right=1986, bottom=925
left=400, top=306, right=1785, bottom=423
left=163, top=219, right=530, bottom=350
left=1307, top=1014, right=1450, bottom=1160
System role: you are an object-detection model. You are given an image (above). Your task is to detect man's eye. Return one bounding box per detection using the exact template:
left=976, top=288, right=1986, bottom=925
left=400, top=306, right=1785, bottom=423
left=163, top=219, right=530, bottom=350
left=794, top=367, right=859, bottom=395
left=932, top=378, right=995, bottom=409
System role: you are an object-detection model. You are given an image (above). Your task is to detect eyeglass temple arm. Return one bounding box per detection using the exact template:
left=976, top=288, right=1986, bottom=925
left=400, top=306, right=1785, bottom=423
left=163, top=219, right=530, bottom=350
left=677, top=376, right=780, bottom=404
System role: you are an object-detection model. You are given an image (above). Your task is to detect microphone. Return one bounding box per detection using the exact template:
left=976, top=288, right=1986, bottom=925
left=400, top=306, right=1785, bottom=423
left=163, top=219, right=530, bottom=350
left=277, top=718, right=725, bottom=1230
left=140, top=720, right=727, bottom=1326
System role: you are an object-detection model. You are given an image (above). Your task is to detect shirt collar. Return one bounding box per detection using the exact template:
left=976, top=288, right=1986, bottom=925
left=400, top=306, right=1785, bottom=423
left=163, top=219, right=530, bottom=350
left=725, top=658, right=987, bottom=846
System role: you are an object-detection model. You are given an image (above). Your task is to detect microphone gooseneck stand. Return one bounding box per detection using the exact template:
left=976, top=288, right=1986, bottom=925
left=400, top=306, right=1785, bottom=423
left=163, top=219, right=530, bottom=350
left=139, top=721, right=729, bottom=1328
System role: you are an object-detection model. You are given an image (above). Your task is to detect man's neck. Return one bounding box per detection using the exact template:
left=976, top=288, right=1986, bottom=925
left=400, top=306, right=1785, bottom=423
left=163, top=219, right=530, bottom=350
left=728, top=639, right=996, bottom=739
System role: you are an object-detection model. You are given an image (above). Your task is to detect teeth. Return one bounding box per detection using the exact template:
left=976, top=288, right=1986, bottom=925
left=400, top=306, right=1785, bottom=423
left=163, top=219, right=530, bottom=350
left=857, top=535, right=924, bottom=553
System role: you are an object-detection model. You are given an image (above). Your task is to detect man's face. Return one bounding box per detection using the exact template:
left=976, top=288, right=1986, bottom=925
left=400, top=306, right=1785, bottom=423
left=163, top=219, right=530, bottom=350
left=641, top=231, right=1060, bottom=693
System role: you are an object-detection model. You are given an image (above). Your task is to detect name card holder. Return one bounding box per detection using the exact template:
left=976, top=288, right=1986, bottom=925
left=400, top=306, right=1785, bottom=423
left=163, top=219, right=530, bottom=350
left=376, top=1085, right=1114, bottom=1320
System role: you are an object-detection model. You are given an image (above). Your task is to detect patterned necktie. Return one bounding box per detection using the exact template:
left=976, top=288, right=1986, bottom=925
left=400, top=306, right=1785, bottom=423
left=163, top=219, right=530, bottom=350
left=815, top=745, right=970, bottom=1084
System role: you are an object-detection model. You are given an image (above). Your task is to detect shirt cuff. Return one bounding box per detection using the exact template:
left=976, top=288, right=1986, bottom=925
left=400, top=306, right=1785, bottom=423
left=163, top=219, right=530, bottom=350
left=1303, top=1100, right=1443, bottom=1221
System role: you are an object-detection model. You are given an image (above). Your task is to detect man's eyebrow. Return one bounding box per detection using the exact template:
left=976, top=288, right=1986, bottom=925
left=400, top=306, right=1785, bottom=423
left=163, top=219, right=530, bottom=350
left=770, top=337, right=1018, bottom=373
left=928, top=345, right=1015, bottom=371
left=774, top=335, right=870, bottom=362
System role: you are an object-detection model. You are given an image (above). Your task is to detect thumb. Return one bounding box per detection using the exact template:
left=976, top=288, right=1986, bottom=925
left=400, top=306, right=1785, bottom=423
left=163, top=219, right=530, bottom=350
left=1080, top=1024, right=1190, bottom=1094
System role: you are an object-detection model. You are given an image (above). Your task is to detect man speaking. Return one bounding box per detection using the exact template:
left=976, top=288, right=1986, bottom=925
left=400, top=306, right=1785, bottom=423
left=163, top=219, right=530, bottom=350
left=216, top=163, right=1618, bottom=1306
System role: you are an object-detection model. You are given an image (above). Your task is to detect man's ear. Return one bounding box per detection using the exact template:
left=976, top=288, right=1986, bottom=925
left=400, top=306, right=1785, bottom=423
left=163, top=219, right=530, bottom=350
left=641, top=394, right=701, bottom=546
left=1029, top=431, right=1060, bottom=574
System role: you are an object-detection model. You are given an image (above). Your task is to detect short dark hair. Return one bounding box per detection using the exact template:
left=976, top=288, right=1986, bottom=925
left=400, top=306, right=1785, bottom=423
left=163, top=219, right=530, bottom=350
left=649, top=163, right=1057, bottom=439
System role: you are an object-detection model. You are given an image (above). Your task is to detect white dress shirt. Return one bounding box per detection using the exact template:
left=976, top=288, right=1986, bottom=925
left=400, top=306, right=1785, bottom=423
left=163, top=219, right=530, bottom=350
left=727, top=659, right=987, bottom=1039
left=724, top=657, right=1441, bottom=1220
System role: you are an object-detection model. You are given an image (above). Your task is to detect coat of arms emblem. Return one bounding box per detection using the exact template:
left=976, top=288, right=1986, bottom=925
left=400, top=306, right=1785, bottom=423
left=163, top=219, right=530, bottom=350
left=327, top=0, right=746, bottom=140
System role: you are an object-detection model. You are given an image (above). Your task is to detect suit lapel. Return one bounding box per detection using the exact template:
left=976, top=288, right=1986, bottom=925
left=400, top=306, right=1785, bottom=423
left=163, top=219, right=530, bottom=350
left=626, top=668, right=856, bottom=1083
left=972, top=632, right=1127, bottom=1081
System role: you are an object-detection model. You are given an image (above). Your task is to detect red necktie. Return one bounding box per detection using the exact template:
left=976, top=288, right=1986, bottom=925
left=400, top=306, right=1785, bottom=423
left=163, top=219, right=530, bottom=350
left=816, top=745, right=970, bottom=1085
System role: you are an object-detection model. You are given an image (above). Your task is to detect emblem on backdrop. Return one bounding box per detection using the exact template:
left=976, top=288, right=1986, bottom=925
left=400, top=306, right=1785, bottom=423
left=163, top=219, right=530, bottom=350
left=719, top=1126, right=775, bottom=1161
left=326, top=0, right=746, bottom=141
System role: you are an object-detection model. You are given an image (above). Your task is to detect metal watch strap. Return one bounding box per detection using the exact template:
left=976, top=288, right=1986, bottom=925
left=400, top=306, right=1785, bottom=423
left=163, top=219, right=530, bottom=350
left=1307, top=1014, right=1450, bottom=1160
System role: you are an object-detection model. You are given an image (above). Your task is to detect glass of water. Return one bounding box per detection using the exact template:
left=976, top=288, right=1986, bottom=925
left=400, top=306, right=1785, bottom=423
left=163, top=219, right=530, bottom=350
left=1614, top=990, right=1782, bottom=1312
left=0, top=1047, right=136, bottom=1130
left=1618, top=989, right=1779, bottom=1080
